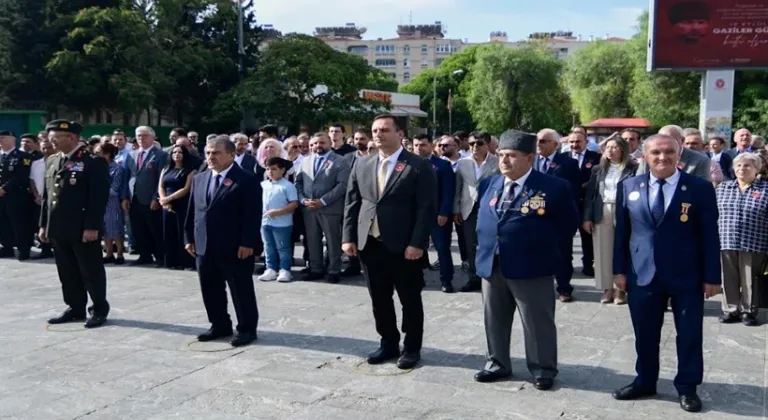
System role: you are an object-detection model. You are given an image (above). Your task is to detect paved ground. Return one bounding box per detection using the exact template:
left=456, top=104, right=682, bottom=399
left=0, top=237, right=766, bottom=420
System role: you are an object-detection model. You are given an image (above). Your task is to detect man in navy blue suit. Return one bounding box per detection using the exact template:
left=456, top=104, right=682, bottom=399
left=233, top=133, right=257, bottom=174
left=535, top=129, right=581, bottom=302
left=413, top=135, right=455, bottom=292
left=473, top=130, right=579, bottom=390
left=185, top=135, right=262, bottom=347
left=612, top=134, right=721, bottom=413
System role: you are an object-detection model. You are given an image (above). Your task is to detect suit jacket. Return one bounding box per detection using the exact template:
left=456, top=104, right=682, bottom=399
left=475, top=171, right=579, bottom=279
left=295, top=152, right=350, bottom=215
left=125, top=148, right=168, bottom=205
left=535, top=152, right=581, bottom=198
left=343, top=150, right=437, bottom=254
left=430, top=155, right=455, bottom=218
left=583, top=162, right=638, bottom=223
left=237, top=153, right=257, bottom=174
left=636, top=148, right=711, bottom=181
left=572, top=150, right=602, bottom=192
left=184, top=164, right=261, bottom=257
left=453, top=154, right=500, bottom=219
left=41, top=147, right=110, bottom=241
left=0, top=148, right=32, bottom=198
left=613, top=171, right=720, bottom=292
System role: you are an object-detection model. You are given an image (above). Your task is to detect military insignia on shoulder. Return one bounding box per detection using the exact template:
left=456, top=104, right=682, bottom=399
left=22, top=159, right=30, bottom=166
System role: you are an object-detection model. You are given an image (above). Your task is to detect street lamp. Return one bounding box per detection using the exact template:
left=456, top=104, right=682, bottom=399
left=432, top=69, right=465, bottom=139
left=236, top=0, right=246, bottom=131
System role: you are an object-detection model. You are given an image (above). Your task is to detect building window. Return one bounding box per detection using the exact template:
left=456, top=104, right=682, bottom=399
left=435, top=44, right=458, bottom=53
left=388, top=72, right=397, bottom=79
left=421, top=44, right=428, bottom=54
left=403, top=45, right=410, bottom=55
left=403, top=72, right=410, bottom=82
left=421, top=63, right=428, bottom=68
left=375, top=58, right=396, bottom=67
left=403, top=58, right=409, bottom=68
left=435, top=58, right=445, bottom=66
left=348, top=46, right=369, bottom=55
left=375, top=45, right=396, bottom=54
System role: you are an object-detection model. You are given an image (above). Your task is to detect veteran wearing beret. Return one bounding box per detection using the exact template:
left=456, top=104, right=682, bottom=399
left=0, top=130, right=34, bottom=260
left=40, top=120, right=112, bottom=328
left=473, top=130, right=579, bottom=390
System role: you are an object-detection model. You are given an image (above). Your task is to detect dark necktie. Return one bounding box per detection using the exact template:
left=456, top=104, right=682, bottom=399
left=498, top=182, right=517, bottom=215
left=208, top=174, right=221, bottom=202
left=314, top=156, right=324, bottom=175
left=137, top=151, right=145, bottom=169
left=651, top=178, right=666, bottom=224
left=540, top=157, right=549, bottom=172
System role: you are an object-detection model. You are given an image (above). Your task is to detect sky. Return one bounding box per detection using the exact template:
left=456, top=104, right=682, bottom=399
left=253, top=0, right=649, bottom=42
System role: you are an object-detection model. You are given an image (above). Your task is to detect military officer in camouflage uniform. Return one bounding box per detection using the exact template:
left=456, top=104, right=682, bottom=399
left=40, top=120, right=111, bottom=328
left=0, top=130, right=33, bottom=260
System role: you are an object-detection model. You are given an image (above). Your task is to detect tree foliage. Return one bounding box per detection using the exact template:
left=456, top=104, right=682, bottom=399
left=564, top=41, right=634, bottom=123
left=468, top=44, right=572, bottom=133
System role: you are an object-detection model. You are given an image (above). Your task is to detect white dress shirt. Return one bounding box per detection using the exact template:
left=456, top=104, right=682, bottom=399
left=537, top=151, right=558, bottom=172
left=209, top=164, right=234, bottom=196
left=30, top=158, right=45, bottom=195
left=235, top=154, right=245, bottom=166
left=502, top=167, right=533, bottom=202
left=571, top=150, right=585, bottom=167
left=472, top=155, right=489, bottom=180
left=649, top=169, right=681, bottom=212
left=601, top=163, right=623, bottom=204
left=377, top=146, right=404, bottom=186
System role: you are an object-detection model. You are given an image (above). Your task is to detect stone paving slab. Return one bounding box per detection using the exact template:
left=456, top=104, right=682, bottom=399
left=0, top=237, right=766, bottom=420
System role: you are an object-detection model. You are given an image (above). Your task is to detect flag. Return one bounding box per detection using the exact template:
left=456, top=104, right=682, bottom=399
left=447, top=89, right=453, bottom=111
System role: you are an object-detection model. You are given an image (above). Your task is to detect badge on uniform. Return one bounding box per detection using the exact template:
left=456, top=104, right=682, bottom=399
left=69, top=177, right=77, bottom=185
left=69, top=162, right=84, bottom=172
left=522, top=194, right=546, bottom=215
left=681, top=185, right=687, bottom=191
left=629, top=191, right=640, bottom=201
left=22, top=159, right=30, bottom=166
left=680, top=202, right=691, bottom=222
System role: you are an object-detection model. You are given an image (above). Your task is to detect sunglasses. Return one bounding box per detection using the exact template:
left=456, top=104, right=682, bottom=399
left=468, top=141, right=486, bottom=147
left=438, top=144, right=453, bottom=148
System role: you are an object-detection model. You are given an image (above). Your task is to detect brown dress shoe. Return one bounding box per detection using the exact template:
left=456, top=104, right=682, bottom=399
left=558, top=294, right=573, bottom=303
left=614, top=290, right=627, bottom=305
left=600, top=289, right=614, bottom=304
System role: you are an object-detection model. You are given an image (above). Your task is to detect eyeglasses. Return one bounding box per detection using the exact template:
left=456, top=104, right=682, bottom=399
left=468, top=141, right=485, bottom=147
left=438, top=144, right=453, bottom=148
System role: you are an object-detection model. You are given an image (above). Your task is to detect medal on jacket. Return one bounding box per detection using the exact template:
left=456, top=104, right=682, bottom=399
left=680, top=202, right=691, bottom=222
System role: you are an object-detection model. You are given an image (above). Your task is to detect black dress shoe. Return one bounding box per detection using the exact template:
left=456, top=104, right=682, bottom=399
left=231, top=331, right=257, bottom=347
left=17, top=254, right=30, bottom=261
left=103, top=256, right=116, bottom=263
left=396, top=351, right=420, bottom=369
left=582, top=266, right=595, bottom=277
left=718, top=312, right=741, bottom=324
left=474, top=370, right=511, bottom=383
left=742, top=313, right=758, bottom=326
left=612, top=384, right=657, bottom=400
left=459, top=281, right=481, bottom=292
left=300, top=267, right=311, bottom=274
left=304, top=272, right=325, bottom=281
left=114, top=257, right=125, bottom=265
left=129, top=257, right=154, bottom=266
left=533, top=377, right=554, bottom=390
left=31, top=252, right=53, bottom=260
left=429, top=261, right=440, bottom=271
left=341, top=267, right=360, bottom=277
left=460, top=261, right=469, bottom=272
left=197, top=327, right=233, bottom=342
left=679, top=393, right=702, bottom=412
left=326, top=274, right=341, bottom=284
left=366, top=347, right=400, bottom=365
left=48, top=309, right=86, bottom=324
left=441, top=284, right=455, bottom=293
left=84, top=315, right=107, bottom=328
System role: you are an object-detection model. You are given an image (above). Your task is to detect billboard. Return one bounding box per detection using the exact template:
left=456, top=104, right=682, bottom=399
left=648, top=0, right=768, bottom=71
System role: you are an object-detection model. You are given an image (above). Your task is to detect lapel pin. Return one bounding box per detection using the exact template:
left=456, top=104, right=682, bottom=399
left=681, top=185, right=687, bottom=191
left=640, top=182, right=645, bottom=187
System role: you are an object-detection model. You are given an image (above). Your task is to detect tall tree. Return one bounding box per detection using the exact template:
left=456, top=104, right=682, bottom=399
left=213, top=34, right=389, bottom=133
left=468, top=44, right=572, bottom=133
left=627, top=12, right=701, bottom=127
left=564, top=41, right=634, bottom=123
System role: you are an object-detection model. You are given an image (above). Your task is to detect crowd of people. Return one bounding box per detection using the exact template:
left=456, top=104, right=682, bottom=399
left=0, top=116, right=766, bottom=414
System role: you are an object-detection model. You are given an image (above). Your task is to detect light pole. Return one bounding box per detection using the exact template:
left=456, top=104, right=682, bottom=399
left=236, top=0, right=246, bottom=131
left=431, top=69, right=464, bottom=139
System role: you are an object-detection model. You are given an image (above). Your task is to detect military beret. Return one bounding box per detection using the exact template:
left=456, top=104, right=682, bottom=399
left=45, top=119, right=83, bottom=134
left=0, top=130, right=15, bottom=137
left=668, top=1, right=710, bottom=24
left=498, top=130, right=537, bottom=154
left=20, top=133, right=37, bottom=141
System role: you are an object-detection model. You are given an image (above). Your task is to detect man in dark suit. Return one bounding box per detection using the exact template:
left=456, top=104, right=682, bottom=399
left=185, top=135, right=261, bottom=347
left=535, top=129, right=581, bottom=302
left=612, top=134, right=721, bottom=413
left=413, top=134, right=456, bottom=292
left=726, top=128, right=753, bottom=159
left=125, top=127, right=168, bottom=266
left=474, top=130, right=579, bottom=390
left=0, top=130, right=33, bottom=260
left=233, top=133, right=257, bottom=173
left=708, top=136, right=733, bottom=180
left=566, top=131, right=601, bottom=277
left=40, top=120, right=111, bottom=328
left=342, top=114, right=437, bottom=369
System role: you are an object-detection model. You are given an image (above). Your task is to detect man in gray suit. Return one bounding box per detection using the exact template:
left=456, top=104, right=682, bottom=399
left=342, top=114, right=437, bottom=370
left=295, top=132, right=350, bottom=283
left=453, top=131, right=500, bottom=292
left=125, top=126, right=168, bottom=266
left=636, top=125, right=711, bottom=181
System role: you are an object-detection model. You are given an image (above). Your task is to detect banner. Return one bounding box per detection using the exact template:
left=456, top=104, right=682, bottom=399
left=648, top=0, right=768, bottom=70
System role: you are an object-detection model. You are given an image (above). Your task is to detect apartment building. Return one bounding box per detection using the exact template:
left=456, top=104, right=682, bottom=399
left=315, top=22, right=464, bottom=85
left=467, top=30, right=627, bottom=60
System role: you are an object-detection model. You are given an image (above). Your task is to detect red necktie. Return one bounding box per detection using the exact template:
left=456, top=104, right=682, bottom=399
left=137, top=151, right=144, bottom=168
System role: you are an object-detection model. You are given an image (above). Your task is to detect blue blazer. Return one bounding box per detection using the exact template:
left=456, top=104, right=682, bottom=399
left=613, top=171, right=721, bottom=291
left=125, top=147, right=168, bottom=205
left=475, top=171, right=580, bottom=280
left=184, top=164, right=261, bottom=258
left=430, top=155, right=455, bottom=218
left=238, top=153, right=257, bottom=174
left=536, top=152, right=581, bottom=198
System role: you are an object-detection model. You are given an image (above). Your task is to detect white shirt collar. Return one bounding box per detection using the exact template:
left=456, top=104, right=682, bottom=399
left=541, top=151, right=557, bottom=161
left=1, top=147, right=16, bottom=155
left=649, top=169, right=681, bottom=187
left=505, top=167, right=533, bottom=187
left=378, top=146, right=404, bottom=165
left=211, top=163, right=234, bottom=178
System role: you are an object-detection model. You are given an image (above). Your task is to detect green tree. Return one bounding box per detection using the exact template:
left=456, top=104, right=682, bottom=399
left=468, top=44, right=572, bottom=133
left=564, top=41, right=634, bottom=123
left=214, top=34, right=389, bottom=133
left=627, top=12, right=701, bottom=127
left=400, top=45, right=481, bottom=135
left=733, top=70, right=768, bottom=135
left=365, top=69, right=399, bottom=92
